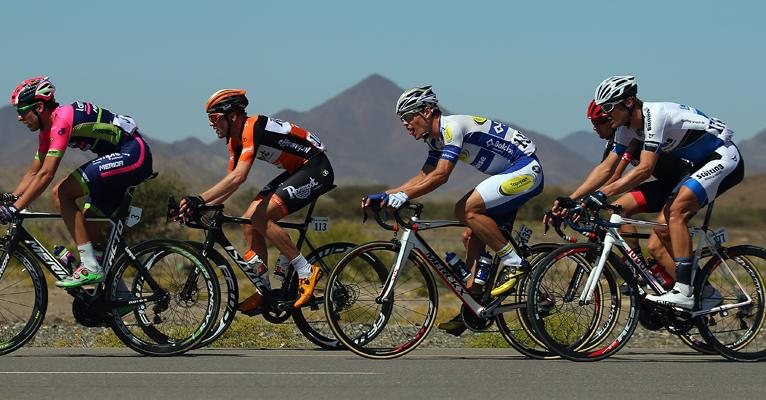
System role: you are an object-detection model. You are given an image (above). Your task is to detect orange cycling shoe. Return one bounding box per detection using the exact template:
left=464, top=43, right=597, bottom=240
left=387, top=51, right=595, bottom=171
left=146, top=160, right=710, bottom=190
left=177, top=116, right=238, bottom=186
left=238, top=292, right=264, bottom=315
left=293, top=264, right=323, bottom=308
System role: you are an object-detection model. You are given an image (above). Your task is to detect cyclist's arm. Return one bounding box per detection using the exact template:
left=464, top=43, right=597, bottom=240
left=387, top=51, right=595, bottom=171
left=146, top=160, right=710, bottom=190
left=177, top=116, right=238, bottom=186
left=13, top=156, right=62, bottom=210
left=12, top=158, right=44, bottom=197
left=604, top=156, right=631, bottom=185
left=568, top=151, right=622, bottom=200
left=390, top=159, right=454, bottom=199
left=201, top=158, right=254, bottom=204
left=600, top=150, right=658, bottom=197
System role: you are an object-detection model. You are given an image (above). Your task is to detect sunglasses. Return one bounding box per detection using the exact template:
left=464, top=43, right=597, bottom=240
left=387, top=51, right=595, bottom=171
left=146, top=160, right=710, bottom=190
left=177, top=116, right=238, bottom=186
left=16, top=103, right=38, bottom=116
left=591, top=117, right=611, bottom=126
left=208, top=112, right=225, bottom=124
left=399, top=111, right=419, bottom=123
left=600, top=101, right=621, bottom=113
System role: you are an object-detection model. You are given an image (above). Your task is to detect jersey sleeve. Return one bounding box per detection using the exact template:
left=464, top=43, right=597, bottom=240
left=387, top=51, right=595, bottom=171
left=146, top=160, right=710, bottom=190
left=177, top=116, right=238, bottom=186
left=611, top=127, right=632, bottom=156
left=439, top=120, right=464, bottom=163
left=45, top=105, right=74, bottom=158
left=642, top=106, right=667, bottom=153
left=238, top=116, right=261, bottom=165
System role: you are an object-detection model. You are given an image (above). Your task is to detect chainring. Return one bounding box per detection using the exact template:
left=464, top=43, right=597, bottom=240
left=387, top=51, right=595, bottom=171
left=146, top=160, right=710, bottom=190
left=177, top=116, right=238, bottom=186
left=72, top=292, right=110, bottom=328
left=460, top=305, right=494, bottom=331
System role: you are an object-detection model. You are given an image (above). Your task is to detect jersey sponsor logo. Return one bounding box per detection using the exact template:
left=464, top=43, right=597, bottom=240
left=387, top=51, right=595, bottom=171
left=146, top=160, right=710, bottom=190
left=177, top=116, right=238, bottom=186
left=473, top=155, right=487, bottom=169
left=458, top=149, right=469, bottom=162
left=472, top=116, right=487, bottom=125
left=499, top=174, right=535, bottom=196
left=645, top=108, right=652, bottom=131
left=485, top=138, right=517, bottom=156
left=284, top=177, right=320, bottom=200
left=694, top=163, right=724, bottom=180
left=99, top=160, right=124, bottom=171
left=278, top=138, right=312, bottom=154
left=443, top=126, right=453, bottom=142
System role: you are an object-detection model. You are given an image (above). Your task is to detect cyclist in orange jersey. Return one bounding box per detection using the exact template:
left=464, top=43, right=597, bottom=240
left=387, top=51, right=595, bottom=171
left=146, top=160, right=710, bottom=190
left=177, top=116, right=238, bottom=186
left=178, top=89, right=333, bottom=310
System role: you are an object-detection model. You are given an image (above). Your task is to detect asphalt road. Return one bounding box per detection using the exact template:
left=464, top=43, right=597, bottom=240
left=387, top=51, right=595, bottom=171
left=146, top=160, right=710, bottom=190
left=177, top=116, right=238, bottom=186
left=1, top=347, right=764, bottom=400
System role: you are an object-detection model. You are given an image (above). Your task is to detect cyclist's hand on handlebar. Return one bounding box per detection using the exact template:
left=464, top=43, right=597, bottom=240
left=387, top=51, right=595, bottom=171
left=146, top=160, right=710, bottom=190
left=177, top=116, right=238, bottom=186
left=0, top=193, right=18, bottom=205
left=178, top=195, right=204, bottom=222
left=547, top=196, right=575, bottom=222
left=0, top=205, right=19, bottom=224
left=387, top=191, right=408, bottom=209
left=582, top=191, right=608, bottom=211
left=362, top=192, right=388, bottom=209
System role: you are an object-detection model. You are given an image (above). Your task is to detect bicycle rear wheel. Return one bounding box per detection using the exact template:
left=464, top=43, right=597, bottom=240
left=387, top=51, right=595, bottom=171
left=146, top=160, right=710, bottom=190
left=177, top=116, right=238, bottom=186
left=695, top=245, right=766, bottom=361
left=107, top=240, right=220, bottom=356
left=0, top=245, right=47, bottom=355
left=292, top=242, right=356, bottom=350
left=324, top=241, right=437, bottom=359
left=526, top=243, right=638, bottom=361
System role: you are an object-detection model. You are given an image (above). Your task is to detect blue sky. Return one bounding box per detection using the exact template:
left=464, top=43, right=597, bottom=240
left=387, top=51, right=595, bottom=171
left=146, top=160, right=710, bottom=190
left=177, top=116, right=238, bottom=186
left=2, top=1, right=764, bottom=142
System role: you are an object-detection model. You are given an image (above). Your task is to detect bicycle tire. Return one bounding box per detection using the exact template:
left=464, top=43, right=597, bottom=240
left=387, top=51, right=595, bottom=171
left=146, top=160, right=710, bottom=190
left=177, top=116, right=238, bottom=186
left=695, top=245, right=766, bottom=361
left=0, top=245, right=48, bottom=355
left=324, top=241, right=437, bottom=359
left=106, top=239, right=220, bottom=356
left=526, top=243, right=639, bottom=361
left=188, top=243, right=238, bottom=349
left=495, top=242, right=562, bottom=359
left=292, top=242, right=356, bottom=350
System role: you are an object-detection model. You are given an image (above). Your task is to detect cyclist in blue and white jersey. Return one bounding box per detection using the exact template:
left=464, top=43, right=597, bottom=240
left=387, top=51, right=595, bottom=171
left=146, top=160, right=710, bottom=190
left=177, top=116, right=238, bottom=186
left=364, top=86, right=544, bottom=299
left=584, top=76, right=743, bottom=309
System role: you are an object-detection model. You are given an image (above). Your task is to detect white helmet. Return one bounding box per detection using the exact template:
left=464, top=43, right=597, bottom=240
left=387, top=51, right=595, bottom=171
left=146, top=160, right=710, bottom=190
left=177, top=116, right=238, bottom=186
left=594, top=76, right=637, bottom=105
left=395, top=85, right=438, bottom=116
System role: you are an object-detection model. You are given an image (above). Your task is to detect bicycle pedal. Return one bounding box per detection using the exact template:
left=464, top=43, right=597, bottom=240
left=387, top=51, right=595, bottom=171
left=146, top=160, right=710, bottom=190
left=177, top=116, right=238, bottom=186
left=239, top=306, right=265, bottom=317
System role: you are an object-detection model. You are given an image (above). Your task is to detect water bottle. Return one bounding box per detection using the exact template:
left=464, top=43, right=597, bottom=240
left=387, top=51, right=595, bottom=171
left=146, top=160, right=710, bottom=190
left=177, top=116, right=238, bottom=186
left=648, top=259, right=673, bottom=289
left=473, top=253, right=492, bottom=286
left=244, top=250, right=268, bottom=276
left=445, top=252, right=471, bottom=283
left=53, top=245, right=76, bottom=274
left=274, top=254, right=290, bottom=282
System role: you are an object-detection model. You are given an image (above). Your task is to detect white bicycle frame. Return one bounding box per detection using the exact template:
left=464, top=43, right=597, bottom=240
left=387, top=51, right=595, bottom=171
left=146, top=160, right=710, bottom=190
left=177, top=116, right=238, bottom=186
left=578, top=213, right=752, bottom=318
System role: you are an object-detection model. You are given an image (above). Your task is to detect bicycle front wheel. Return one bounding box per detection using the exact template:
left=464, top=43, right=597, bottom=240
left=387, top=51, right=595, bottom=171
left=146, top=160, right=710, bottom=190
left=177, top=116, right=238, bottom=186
left=107, top=239, right=220, bottom=356
left=324, top=241, right=438, bottom=359
left=0, top=245, right=47, bottom=355
left=292, top=242, right=357, bottom=350
left=695, top=245, right=766, bottom=361
left=526, top=243, right=638, bottom=361
left=495, top=242, right=562, bottom=359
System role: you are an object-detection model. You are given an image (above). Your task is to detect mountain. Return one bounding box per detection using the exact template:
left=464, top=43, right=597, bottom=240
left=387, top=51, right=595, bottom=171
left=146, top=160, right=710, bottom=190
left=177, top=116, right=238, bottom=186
left=739, top=129, right=766, bottom=173
left=560, top=130, right=611, bottom=164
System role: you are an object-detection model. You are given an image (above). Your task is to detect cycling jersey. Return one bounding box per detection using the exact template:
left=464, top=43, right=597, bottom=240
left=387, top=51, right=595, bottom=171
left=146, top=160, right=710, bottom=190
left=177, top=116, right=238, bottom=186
left=611, top=102, right=743, bottom=206
left=36, top=102, right=138, bottom=160
left=611, top=102, right=730, bottom=165
left=229, top=115, right=325, bottom=173
left=424, top=115, right=536, bottom=174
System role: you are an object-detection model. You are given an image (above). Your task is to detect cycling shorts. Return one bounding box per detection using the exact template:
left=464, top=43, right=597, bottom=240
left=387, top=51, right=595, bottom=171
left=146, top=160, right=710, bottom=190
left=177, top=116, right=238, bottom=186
left=680, top=142, right=744, bottom=206
left=628, top=179, right=679, bottom=214
left=72, top=136, right=153, bottom=216
left=256, top=153, right=335, bottom=216
left=474, top=156, right=544, bottom=226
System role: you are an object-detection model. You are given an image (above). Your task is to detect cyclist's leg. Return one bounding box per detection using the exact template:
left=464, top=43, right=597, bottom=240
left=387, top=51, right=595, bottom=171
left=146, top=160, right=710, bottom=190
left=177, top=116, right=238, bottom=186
left=250, top=154, right=334, bottom=307
left=647, top=143, right=743, bottom=308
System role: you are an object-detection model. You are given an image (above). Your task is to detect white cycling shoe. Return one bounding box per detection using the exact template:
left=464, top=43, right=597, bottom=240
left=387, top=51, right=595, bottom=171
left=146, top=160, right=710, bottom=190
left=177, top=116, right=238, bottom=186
left=645, top=290, right=694, bottom=310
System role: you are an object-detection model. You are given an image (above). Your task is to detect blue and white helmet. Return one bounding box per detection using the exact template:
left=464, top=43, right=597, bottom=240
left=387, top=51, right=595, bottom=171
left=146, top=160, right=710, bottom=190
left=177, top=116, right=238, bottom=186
left=395, top=85, right=438, bottom=116
left=594, top=76, right=637, bottom=105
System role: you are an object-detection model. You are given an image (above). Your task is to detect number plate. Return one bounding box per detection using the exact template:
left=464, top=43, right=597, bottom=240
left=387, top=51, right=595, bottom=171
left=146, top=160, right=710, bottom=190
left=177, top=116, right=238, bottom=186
left=710, top=228, right=728, bottom=246
left=311, top=216, right=330, bottom=232
left=515, top=224, right=533, bottom=245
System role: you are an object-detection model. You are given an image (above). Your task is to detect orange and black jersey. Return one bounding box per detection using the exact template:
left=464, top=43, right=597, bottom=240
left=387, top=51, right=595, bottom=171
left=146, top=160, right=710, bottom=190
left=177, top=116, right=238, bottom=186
left=227, top=115, right=326, bottom=173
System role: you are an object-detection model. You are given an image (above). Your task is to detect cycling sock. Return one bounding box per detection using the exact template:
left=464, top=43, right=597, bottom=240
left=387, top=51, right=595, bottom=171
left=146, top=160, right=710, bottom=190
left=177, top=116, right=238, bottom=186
left=77, top=242, right=101, bottom=272
left=291, top=254, right=311, bottom=278
left=497, top=242, right=522, bottom=266
left=673, top=257, right=693, bottom=286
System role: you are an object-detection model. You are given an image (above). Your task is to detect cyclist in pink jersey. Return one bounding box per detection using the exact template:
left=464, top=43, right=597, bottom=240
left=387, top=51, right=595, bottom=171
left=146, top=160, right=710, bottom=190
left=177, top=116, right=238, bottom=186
left=1, top=76, right=153, bottom=288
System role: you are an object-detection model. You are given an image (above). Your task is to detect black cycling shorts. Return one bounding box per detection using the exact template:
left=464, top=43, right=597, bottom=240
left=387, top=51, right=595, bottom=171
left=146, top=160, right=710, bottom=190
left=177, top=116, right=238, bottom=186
left=257, top=153, right=334, bottom=215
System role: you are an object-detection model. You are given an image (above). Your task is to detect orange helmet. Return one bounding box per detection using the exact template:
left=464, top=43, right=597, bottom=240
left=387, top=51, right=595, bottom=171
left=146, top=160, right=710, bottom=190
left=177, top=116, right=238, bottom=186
left=205, top=89, right=248, bottom=113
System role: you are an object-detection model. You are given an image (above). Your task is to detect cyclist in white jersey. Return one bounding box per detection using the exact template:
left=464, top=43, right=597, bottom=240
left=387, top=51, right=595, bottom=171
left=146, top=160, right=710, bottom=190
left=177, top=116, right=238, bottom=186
left=582, top=76, right=743, bottom=309
left=364, top=86, right=544, bottom=303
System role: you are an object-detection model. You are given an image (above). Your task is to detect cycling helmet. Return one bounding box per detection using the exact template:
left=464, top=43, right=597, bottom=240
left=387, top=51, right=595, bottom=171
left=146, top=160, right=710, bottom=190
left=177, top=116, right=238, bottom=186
left=594, top=76, right=637, bottom=105
left=587, top=100, right=607, bottom=120
left=10, top=76, right=56, bottom=107
left=205, top=89, right=249, bottom=113
left=395, top=85, right=438, bottom=116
